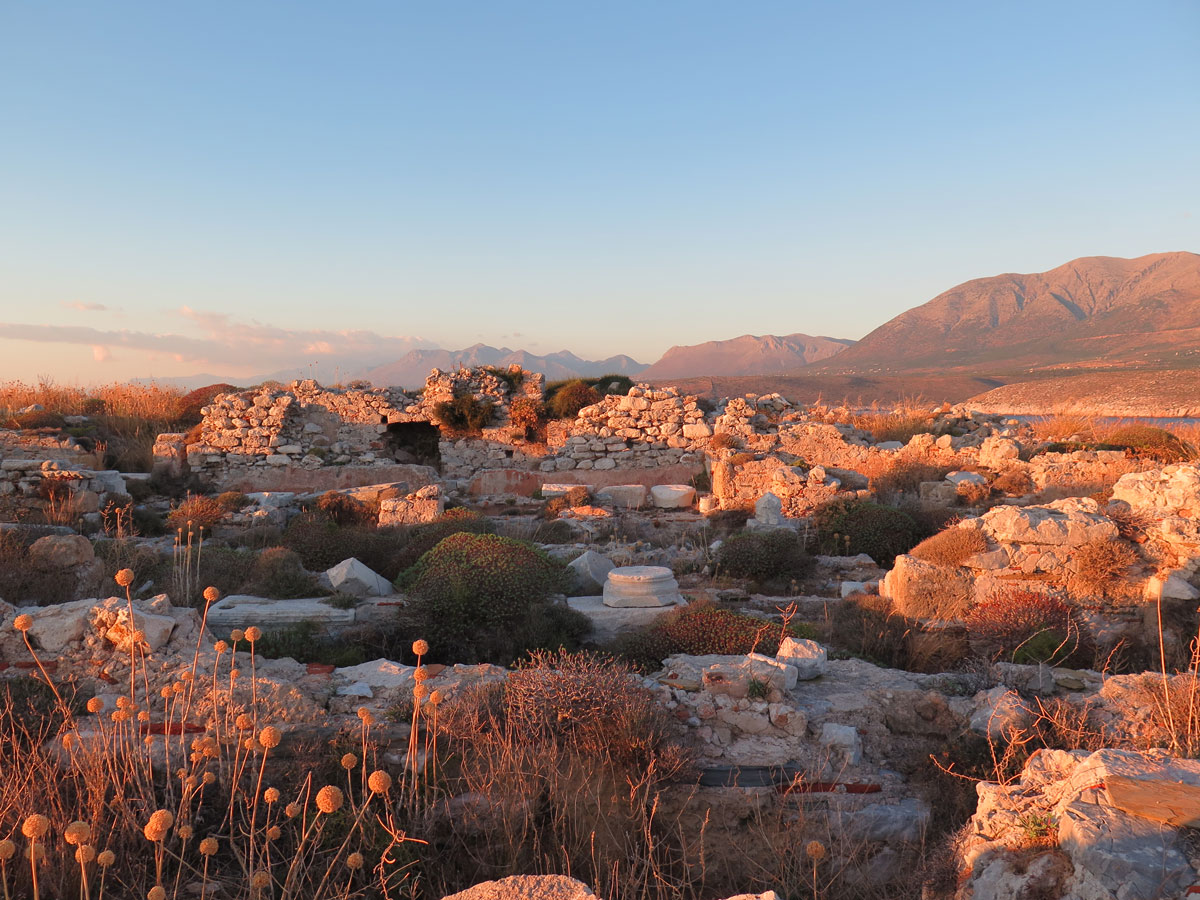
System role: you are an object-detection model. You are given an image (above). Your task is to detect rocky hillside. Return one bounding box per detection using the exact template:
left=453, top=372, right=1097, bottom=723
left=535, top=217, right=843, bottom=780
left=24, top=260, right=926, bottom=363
left=363, top=344, right=646, bottom=388
left=640, top=333, right=854, bottom=380
left=966, top=369, right=1200, bottom=417
left=821, top=251, right=1200, bottom=374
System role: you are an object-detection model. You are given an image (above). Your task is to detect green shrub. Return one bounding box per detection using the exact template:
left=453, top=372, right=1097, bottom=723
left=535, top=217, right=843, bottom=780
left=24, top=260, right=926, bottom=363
left=253, top=620, right=370, bottom=667
left=314, top=490, right=375, bottom=526
left=613, top=601, right=815, bottom=671
left=714, top=529, right=813, bottom=592
left=546, top=380, right=600, bottom=420
left=242, top=547, right=321, bottom=599
left=508, top=396, right=546, bottom=440
left=434, top=390, right=495, bottom=432
left=8, top=409, right=68, bottom=430
left=216, top=491, right=250, bottom=512
left=1104, top=425, right=1194, bottom=462
left=401, top=532, right=568, bottom=663
left=814, top=498, right=922, bottom=566
left=389, top=508, right=495, bottom=574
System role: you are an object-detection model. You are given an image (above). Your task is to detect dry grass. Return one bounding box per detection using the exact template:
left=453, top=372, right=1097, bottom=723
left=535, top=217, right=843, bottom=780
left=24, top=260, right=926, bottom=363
left=0, top=379, right=183, bottom=421
left=1067, top=538, right=1138, bottom=598
left=909, top=525, right=988, bottom=568
left=810, top=396, right=937, bottom=444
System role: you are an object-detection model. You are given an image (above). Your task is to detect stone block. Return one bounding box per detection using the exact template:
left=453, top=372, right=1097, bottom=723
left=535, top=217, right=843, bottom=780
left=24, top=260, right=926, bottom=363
left=567, top=550, right=615, bottom=594
left=775, top=637, right=827, bottom=680
left=594, top=484, right=646, bottom=508
left=567, top=595, right=681, bottom=643
left=325, top=558, right=393, bottom=597
left=603, top=566, right=684, bottom=608
left=650, top=484, right=696, bottom=509
left=819, top=723, right=862, bottom=766
left=207, top=594, right=356, bottom=630
left=28, top=534, right=94, bottom=569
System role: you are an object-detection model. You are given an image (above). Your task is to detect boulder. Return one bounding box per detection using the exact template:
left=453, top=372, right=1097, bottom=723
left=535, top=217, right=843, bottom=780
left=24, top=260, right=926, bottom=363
left=15, top=598, right=96, bottom=652
left=979, top=436, right=1021, bottom=467
left=981, top=498, right=1118, bottom=546
left=91, top=596, right=179, bottom=653
left=378, top=485, right=443, bottom=526
left=753, top=492, right=785, bottom=526
left=946, top=470, right=987, bottom=487
left=325, top=558, right=393, bottom=597
left=775, top=637, right=827, bottom=680
left=879, top=554, right=972, bottom=620
left=440, top=875, right=596, bottom=900
left=207, top=594, right=355, bottom=629
left=567, top=550, right=614, bottom=595
left=594, top=484, right=647, bottom=508
left=1112, top=464, right=1200, bottom=514
left=602, top=566, right=684, bottom=608
left=649, top=484, right=696, bottom=509
left=969, top=686, right=1032, bottom=742
left=701, top=653, right=799, bottom=698
left=28, top=534, right=94, bottom=569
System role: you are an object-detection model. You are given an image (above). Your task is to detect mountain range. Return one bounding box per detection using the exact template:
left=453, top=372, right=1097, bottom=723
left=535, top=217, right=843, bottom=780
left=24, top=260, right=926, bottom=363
left=361, top=345, right=647, bottom=389
left=638, top=333, right=854, bottom=380
left=818, top=251, right=1200, bottom=375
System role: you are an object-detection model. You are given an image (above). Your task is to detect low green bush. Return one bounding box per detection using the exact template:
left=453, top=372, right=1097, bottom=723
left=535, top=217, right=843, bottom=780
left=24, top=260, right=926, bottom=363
left=242, top=547, right=321, bottom=599
left=613, top=601, right=816, bottom=671
left=434, top=390, right=495, bottom=432
left=400, top=532, right=569, bottom=663
left=814, top=498, right=922, bottom=566
left=714, top=529, right=813, bottom=592
left=1104, top=425, right=1194, bottom=462
left=546, top=379, right=600, bottom=420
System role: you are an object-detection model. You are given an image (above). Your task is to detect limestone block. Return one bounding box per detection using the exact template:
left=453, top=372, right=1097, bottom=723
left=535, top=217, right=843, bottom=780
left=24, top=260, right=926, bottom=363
left=754, top=492, right=785, bottom=526
left=325, top=558, right=393, bottom=597
left=1112, top=464, right=1200, bottom=514
left=979, top=436, right=1021, bottom=467
left=567, top=551, right=614, bottom=595
left=946, top=470, right=987, bottom=487
left=819, top=723, right=862, bottom=765
left=207, top=595, right=355, bottom=630
left=981, top=498, right=1118, bottom=546
left=15, top=598, right=96, bottom=652
left=28, top=534, right=94, bottom=569
left=567, top=595, right=681, bottom=643
left=602, top=566, right=684, bottom=608
left=440, top=875, right=596, bottom=900
left=969, top=686, right=1031, bottom=742
left=594, top=484, right=646, bottom=508
left=681, top=422, right=712, bottom=439
left=775, top=637, right=827, bottom=680
left=650, top=484, right=696, bottom=509
left=701, top=653, right=798, bottom=697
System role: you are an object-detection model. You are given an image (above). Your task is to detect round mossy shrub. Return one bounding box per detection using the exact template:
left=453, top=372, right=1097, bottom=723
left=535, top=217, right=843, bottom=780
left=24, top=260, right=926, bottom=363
left=547, top=380, right=600, bottom=420
left=714, top=529, right=812, bottom=589
left=814, top=498, right=921, bottom=566
left=401, top=532, right=567, bottom=651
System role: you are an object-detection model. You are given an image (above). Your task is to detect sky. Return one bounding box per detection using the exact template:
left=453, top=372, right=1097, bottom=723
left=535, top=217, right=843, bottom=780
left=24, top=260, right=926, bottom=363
left=1, top=1, right=1198, bottom=384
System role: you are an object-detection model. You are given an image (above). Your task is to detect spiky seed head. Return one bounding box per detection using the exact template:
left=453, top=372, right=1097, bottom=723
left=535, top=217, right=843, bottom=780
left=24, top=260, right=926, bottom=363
left=13, top=614, right=32, bottom=632
left=214, top=640, right=228, bottom=654
left=75, top=844, right=96, bottom=864
left=340, top=753, right=357, bottom=770
left=148, top=886, right=167, bottom=900
left=259, top=726, right=281, bottom=749
left=86, top=697, right=104, bottom=714
left=346, top=852, right=364, bottom=870
left=412, top=639, right=429, bottom=656
left=177, top=825, right=193, bottom=840
left=250, top=870, right=270, bottom=889
left=199, top=837, right=218, bottom=856
left=0, top=840, right=14, bottom=861
left=245, top=626, right=261, bottom=642
left=413, top=667, right=429, bottom=684
left=203, top=771, right=216, bottom=785
left=368, top=770, right=392, bottom=794
left=413, top=683, right=429, bottom=701
left=235, top=713, right=253, bottom=731
left=263, top=787, right=280, bottom=803
left=203, top=586, right=220, bottom=603
left=315, top=785, right=344, bottom=814
left=230, top=629, right=244, bottom=642
left=97, top=849, right=116, bottom=867
left=806, top=840, right=826, bottom=861
left=285, top=802, right=301, bottom=818
left=21, top=815, right=50, bottom=839
left=143, top=809, right=174, bottom=842
left=64, top=821, right=91, bottom=846
left=115, top=569, right=135, bottom=587
left=267, top=825, right=281, bottom=840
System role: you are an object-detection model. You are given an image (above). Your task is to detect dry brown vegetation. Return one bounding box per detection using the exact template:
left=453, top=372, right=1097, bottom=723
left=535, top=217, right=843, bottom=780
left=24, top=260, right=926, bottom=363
left=909, top=526, right=988, bottom=568
left=1067, top=538, right=1139, bottom=598
left=810, top=397, right=937, bottom=444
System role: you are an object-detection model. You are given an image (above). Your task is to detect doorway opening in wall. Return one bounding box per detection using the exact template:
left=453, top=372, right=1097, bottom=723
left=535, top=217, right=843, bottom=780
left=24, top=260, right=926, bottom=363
left=382, top=422, right=442, bottom=470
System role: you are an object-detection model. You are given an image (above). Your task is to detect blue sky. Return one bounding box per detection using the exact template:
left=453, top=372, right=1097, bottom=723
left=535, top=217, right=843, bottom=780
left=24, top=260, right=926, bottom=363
left=1, top=1, right=1198, bottom=383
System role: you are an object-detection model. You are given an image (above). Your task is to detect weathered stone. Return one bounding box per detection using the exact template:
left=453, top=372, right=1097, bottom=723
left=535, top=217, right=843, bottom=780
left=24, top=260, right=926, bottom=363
left=207, top=594, right=355, bottom=629
left=753, top=492, right=785, bottom=526
left=701, top=653, right=798, bottom=698
left=981, top=498, right=1118, bottom=546
left=819, top=723, right=862, bottom=765
left=567, top=550, right=614, bottom=595
left=650, top=484, right=696, bottom=509
left=28, top=534, right=94, bottom=569
left=567, top=595, right=681, bottom=643
left=775, top=637, right=827, bottom=680
left=1112, top=464, right=1200, bottom=514
left=593, top=484, right=647, bottom=508
left=325, top=558, right=393, bottom=597
left=979, top=436, right=1021, bottom=467
left=439, top=875, right=596, bottom=900
left=602, top=566, right=684, bottom=608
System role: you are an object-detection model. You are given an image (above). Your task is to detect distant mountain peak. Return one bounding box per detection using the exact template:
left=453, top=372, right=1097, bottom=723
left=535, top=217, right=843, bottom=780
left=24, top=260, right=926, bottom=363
left=362, top=345, right=647, bottom=388
left=639, top=333, right=854, bottom=380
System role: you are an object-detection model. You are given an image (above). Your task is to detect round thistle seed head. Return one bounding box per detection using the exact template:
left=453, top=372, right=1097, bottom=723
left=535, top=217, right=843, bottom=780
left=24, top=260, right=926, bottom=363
left=203, top=586, right=220, bottom=603
left=245, top=626, right=261, bottom=642
left=266, top=825, right=281, bottom=841
left=13, top=614, right=32, bottom=632
left=75, top=844, right=96, bottom=864
left=177, top=825, right=193, bottom=840
left=340, top=753, right=357, bottom=770
left=250, top=870, right=270, bottom=889
left=259, top=726, right=281, bottom=749
left=143, top=809, right=174, bottom=842
left=21, top=814, right=50, bottom=840
left=203, top=771, right=216, bottom=785
left=61, top=731, right=79, bottom=751
left=413, top=683, right=429, bottom=701
left=315, top=785, right=344, bottom=814
left=64, top=821, right=91, bottom=846
left=413, top=667, right=429, bottom=684
left=214, top=640, right=228, bottom=654
left=428, top=690, right=443, bottom=706
left=230, top=629, right=245, bottom=643
left=116, top=695, right=133, bottom=710
left=148, top=886, right=167, bottom=900
left=86, top=697, right=104, bottom=714
left=235, top=713, right=253, bottom=731
left=199, top=837, right=218, bottom=856
left=97, top=849, right=116, bottom=867
left=138, top=710, right=151, bottom=722
left=0, top=840, right=14, bottom=861
left=115, top=568, right=135, bottom=587
left=806, top=840, right=826, bottom=861
left=285, top=802, right=301, bottom=819
left=346, top=851, right=364, bottom=870
left=368, top=770, right=392, bottom=794
left=263, top=787, right=280, bottom=804
left=412, top=639, right=429, bottom=656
